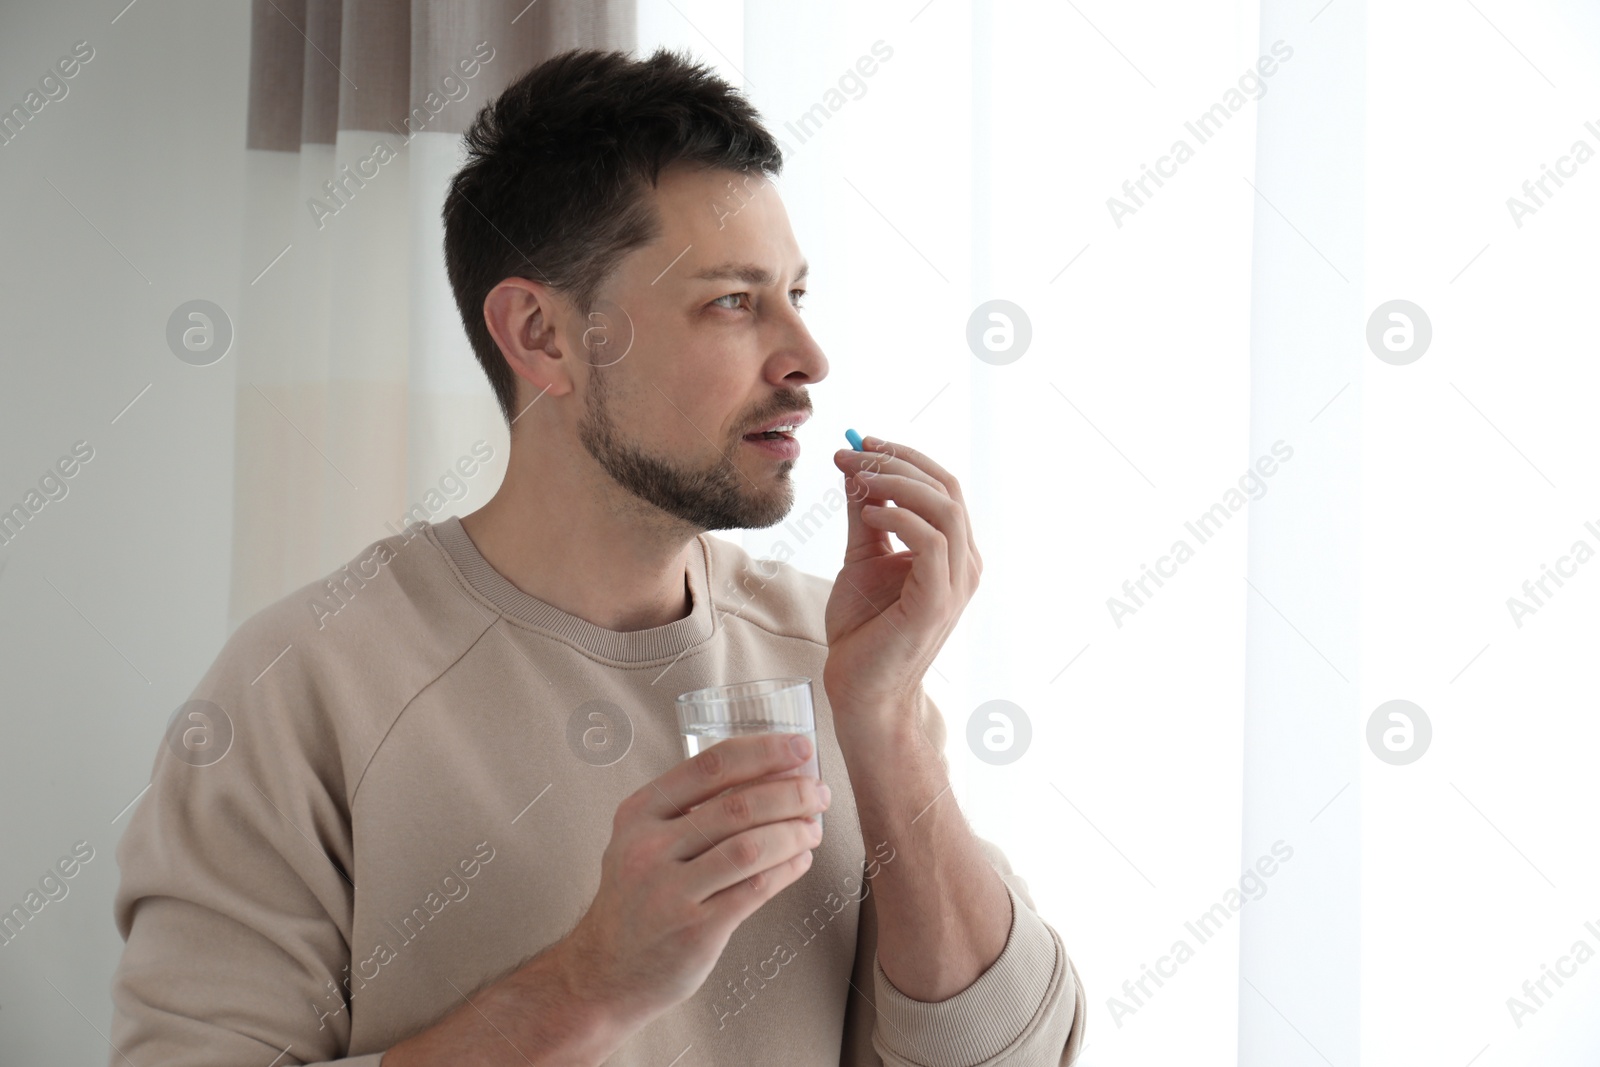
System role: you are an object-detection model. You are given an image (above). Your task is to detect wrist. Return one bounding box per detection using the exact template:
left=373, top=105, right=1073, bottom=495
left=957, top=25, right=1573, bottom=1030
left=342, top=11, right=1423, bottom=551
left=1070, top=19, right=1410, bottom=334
left=524, top=934, right=646, bottom=1062
left=383, top=925, right=652, bottom=1067
left=830, top=693, right=925, bottom=756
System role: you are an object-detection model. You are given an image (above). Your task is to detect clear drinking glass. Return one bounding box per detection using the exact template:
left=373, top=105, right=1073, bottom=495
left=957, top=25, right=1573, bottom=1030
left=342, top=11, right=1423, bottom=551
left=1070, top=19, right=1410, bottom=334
left=675, top=676, right=822, bottom=829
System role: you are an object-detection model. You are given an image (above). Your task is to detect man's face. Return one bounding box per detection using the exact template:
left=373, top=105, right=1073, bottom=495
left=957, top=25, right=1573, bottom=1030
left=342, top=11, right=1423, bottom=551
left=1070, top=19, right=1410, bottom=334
left=567, top=164, right=828, bottom=533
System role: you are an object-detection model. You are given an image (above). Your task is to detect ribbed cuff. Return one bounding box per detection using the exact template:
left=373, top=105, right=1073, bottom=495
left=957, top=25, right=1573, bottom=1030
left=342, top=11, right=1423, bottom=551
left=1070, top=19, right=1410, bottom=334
left=871, top=883, right=1067, bottom=1067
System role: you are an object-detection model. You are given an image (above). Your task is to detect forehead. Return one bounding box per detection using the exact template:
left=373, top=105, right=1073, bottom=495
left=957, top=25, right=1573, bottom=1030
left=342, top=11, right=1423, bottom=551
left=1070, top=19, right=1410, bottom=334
left=647, top=163, right=800, bottom=271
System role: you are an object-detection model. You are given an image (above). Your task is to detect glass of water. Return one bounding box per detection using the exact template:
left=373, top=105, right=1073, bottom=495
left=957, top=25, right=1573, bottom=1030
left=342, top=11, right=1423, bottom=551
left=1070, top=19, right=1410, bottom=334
left=675, top=676, right=822, bottom=829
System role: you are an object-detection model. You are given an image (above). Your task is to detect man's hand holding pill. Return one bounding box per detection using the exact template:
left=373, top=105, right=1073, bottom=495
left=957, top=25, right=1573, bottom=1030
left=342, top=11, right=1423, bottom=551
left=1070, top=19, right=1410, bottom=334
left=821, top=432, right=1012, bottom=1005
left=823, top=433, right=983, bottom=733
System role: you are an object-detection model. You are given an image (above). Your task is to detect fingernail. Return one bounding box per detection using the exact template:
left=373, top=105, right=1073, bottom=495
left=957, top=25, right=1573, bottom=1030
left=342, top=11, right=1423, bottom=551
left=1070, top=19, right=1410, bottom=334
left=790, top=734, right=812, bottom=758
left=818, top=783, right=831, bottom=806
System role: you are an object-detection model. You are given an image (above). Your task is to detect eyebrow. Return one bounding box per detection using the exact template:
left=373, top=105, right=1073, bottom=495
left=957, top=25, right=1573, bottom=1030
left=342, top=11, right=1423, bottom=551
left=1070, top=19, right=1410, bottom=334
left=688, top=260, right=809, bottom=287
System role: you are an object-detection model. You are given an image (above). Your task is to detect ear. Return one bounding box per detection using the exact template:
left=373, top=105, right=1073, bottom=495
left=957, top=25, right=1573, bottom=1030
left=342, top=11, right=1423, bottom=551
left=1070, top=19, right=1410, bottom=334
left=482, top=277, right=575, bottom=407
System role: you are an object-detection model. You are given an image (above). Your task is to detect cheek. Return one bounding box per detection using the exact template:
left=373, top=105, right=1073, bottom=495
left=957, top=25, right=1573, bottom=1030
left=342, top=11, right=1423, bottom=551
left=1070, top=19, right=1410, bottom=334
left=662, top=358, right=747, bottom=439
left=620, top=308, right=748, bottom=446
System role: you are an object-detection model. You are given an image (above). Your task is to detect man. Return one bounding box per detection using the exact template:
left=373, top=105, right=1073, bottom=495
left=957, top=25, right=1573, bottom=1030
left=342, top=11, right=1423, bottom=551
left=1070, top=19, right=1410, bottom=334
left=108, top=47, right=1085, bottom=1066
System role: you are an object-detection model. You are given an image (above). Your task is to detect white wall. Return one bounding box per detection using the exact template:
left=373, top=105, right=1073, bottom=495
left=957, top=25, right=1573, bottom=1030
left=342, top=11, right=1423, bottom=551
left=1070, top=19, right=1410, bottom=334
left=0, top=2, right=249, bottom=1064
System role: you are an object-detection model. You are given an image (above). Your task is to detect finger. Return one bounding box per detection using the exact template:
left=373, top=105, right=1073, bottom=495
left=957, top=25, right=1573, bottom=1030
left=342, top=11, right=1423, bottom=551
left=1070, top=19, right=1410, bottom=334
left=672, top=774, right=828, bottom=861
left=836, top=455, right=895, bottom=559
left=685, top=817, right=822, bottom=903
left=835, top=451, right=956, bottom=559
left=835, top=448, right=947, bottom=496
left=702, top=848, right=814, bottom=927
left=856, top=473, right=964, bottom=585
left=863, top=438, right=981, bottom=572
left=863, top=438, right=960, bottom=500
left=644, top=732, right=814, bottom=819
left=860, top=499, right=951, bottom=600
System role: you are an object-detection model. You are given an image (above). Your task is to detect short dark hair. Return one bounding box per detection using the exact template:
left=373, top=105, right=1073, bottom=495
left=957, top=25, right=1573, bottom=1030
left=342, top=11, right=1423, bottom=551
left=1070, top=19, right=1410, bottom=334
left=442, top=47, right=785, bottom=425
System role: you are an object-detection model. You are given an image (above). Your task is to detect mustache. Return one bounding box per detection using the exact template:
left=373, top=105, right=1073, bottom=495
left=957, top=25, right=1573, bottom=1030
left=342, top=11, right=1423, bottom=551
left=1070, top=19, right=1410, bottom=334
left=744, top=396, right=812, bottom=433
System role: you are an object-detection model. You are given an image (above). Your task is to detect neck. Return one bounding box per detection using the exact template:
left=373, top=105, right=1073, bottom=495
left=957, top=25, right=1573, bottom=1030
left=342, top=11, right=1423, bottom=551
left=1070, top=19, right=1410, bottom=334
left=460, top=436, right=697, bottom=634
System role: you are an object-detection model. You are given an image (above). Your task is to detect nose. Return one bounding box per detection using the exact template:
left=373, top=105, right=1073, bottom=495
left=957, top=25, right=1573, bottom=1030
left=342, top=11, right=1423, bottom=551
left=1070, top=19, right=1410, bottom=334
left=770, top=311, right=828, bottom=387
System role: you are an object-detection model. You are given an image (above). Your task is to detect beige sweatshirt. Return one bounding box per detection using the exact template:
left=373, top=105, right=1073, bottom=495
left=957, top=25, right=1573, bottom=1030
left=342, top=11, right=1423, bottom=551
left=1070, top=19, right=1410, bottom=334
left=108, top=516, right=1085, bottom=1065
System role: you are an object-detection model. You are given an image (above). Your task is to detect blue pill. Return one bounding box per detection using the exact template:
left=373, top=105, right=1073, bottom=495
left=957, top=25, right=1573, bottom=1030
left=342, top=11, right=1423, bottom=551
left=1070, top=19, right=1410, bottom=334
left=845, top=428, right=865, bottom=451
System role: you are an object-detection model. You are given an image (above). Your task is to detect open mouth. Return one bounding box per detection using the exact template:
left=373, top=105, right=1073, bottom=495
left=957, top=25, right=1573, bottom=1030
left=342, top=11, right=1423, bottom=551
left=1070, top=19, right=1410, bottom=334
left=741, top=424, right=801, bottom=459
left=742, top=421, right=800, bottom=443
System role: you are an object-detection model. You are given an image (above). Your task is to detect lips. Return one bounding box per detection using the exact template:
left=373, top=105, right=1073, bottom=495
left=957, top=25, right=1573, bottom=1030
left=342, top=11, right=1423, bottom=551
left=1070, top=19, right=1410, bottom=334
left=744, top=411, right=811, bottom=438
left=742, top=433, right=801, bottom=460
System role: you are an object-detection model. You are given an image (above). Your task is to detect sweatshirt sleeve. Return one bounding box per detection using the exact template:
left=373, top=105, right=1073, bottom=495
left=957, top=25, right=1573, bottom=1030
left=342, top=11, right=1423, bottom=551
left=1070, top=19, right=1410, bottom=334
left=859, top=689, right=1086, bottom=1067
left=106, top=617, right=384, bottom=1066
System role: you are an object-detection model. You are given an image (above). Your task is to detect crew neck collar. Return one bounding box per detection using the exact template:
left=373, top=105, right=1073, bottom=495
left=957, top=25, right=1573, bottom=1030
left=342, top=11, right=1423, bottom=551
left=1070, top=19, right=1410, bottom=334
left=428, top=515, right=717, bottom=664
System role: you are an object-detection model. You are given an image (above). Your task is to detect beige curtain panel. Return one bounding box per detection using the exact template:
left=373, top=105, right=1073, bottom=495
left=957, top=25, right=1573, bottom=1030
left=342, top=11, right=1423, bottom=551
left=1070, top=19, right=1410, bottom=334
left=231, top=0, right=635, bottom=629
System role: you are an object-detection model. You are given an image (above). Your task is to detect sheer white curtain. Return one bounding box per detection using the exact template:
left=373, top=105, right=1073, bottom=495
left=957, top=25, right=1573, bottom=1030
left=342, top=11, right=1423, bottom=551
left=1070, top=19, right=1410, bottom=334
left=657, top=2, right=1600, bottom=1065
left=1249, top=2, right=1600, bottom=1065
left=644, top=1, right=1256, bottom=1062
left=1354, top=3, right=1600, bottom=1066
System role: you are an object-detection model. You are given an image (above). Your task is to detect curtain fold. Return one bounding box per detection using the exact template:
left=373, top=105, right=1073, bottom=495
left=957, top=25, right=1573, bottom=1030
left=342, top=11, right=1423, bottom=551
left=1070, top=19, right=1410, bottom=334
left=1238, top=3, right=1364, bottom=1063
left=292, top=0, right=341, bottom=573
left=319, top=0, right=412, bottom=570
left=231, top=0, right=315, bottom=627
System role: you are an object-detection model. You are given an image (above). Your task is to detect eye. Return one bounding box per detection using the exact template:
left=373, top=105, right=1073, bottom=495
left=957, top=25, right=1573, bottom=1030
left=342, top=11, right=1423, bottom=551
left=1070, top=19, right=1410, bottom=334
left=707, top=290, right=808, bottom=312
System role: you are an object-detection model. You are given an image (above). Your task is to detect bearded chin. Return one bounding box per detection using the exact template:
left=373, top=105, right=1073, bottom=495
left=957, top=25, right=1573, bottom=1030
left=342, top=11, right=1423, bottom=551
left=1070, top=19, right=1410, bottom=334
left=576, top=381, right=794, bottom=532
